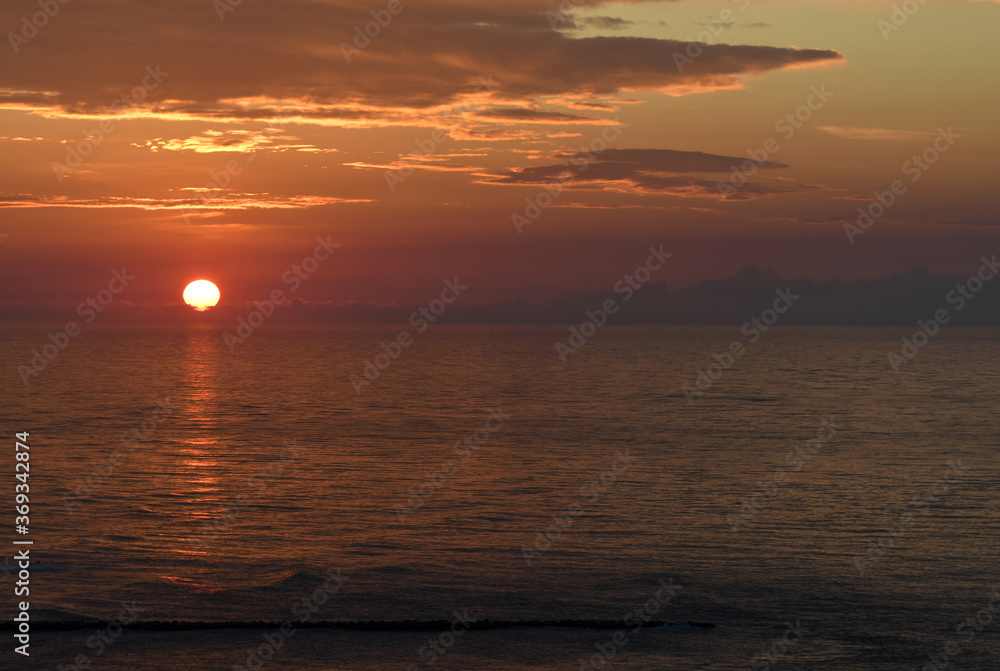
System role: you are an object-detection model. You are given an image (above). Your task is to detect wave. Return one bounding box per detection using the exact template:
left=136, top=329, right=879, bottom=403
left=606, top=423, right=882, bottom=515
left=0, top=562, right=69, bottom=571
left=3, top=619, right=717, bottom=632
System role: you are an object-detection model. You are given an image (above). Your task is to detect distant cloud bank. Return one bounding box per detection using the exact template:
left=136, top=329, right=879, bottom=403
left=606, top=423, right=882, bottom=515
left=4, top=266, right=1000, bottom=325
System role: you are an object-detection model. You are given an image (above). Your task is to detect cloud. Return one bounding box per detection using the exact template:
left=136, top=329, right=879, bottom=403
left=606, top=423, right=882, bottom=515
left=471, top=108, right=610, bottom=124
left=581, top=16, right=634, bottom=29
left=0, top=194, right=369, bottom=210
left=551, top=148, right=787, bottom=171
left=564, top=101, right=618, bottom=111
left=941, top=220, right=1000, bottom=227
left=345, top=159, right=482, bottom=174
left=0, top=0, right=843, bottom=128
left=819, top=126, right=937, bottom=141
left=9, top=267, right=1000, bottom=326
left=481, top=147, right=789, bottom=199
left=136, top=130, right=340, bottom=154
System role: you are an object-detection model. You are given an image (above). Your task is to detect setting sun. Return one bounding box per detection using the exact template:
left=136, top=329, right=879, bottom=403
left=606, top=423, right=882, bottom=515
left=183, top=280, right=221, bottom=312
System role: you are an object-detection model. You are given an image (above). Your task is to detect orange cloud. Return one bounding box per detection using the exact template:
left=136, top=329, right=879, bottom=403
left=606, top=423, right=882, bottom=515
left=0, top=1, right=843, bottom=129
left=0, top=194, right=370, bottom=210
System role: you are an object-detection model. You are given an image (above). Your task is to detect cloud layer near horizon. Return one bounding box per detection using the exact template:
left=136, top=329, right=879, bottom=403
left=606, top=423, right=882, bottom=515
left=6, top=266, right=999, bottom=326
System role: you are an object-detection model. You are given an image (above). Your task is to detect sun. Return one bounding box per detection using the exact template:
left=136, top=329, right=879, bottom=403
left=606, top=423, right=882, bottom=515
left=183, top=280, right=221, bottom=312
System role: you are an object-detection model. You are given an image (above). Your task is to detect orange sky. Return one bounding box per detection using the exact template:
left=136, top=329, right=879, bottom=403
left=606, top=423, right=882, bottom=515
left=1, top=0, right=997, bottom=313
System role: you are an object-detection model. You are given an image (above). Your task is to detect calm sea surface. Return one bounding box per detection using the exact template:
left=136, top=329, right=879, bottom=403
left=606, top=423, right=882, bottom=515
left=1, top=322, right=998, bottom=670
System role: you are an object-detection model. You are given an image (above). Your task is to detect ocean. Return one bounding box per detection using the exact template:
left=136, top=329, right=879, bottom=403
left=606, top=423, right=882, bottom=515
left=2, top=322, right=998, bottom=670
